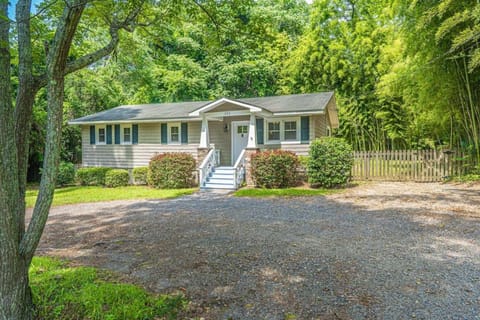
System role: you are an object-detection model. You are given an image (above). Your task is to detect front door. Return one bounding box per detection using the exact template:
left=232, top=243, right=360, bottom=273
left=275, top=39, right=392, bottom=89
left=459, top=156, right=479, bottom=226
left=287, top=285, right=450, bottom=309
left=232, top=121, right=249, bottom=165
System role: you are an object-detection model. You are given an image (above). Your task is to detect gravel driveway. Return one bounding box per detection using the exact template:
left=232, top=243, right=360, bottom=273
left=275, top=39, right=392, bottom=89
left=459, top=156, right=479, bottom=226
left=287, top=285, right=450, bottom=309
left=35, top=182, right=480, bottom=319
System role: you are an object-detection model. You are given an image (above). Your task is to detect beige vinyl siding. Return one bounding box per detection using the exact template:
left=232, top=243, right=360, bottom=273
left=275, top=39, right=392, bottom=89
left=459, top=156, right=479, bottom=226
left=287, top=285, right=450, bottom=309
left=313, top=114, right=327, bottom=138
left=188, top=121, right=201, bottom=144
left=81, top=125, right=198, bottom=168
left=138, top=123, right=160, bottom=144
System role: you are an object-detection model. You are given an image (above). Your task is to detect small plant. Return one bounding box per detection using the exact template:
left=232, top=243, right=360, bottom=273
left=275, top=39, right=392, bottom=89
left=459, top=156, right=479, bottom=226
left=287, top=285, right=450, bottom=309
left=251, top=150, right=299, bottom=188
left=76, top=167, right=112, bottom=186
left=133, top=167, right=148, bottom=185
left=148, top=153, right=196, bottom=189
left=308, top=138, right=353, bottom=188
left=56, top=162, right=76, bottom=186
left=105, top=169, right=130, bottom=187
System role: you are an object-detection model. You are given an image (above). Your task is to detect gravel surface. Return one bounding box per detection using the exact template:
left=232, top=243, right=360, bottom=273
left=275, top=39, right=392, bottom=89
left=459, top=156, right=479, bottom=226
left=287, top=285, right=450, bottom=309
left=34, top=182, right=480, bottom=319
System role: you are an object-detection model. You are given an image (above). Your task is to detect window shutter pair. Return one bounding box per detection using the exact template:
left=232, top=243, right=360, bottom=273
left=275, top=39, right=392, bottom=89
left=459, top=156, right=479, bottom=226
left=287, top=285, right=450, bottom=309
left=90, top=124, right=138, bottom=144
left=161, top=123, right=188, bottom=144
left=301, top=116, right=310, bottom=143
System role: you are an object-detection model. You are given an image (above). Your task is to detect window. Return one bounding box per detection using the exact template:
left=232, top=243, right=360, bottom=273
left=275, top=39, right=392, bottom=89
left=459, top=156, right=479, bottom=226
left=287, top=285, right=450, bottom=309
left=120, top=124, right=132, bottom=144
left=267, top=121, right=280, bottom=141
left=97, top=126, right=106, bottom=144
left=284, top=121, right=297, bottom=140
left=170, top=125, right=180, bottom=143
left=265, top=118, right=300, bottom=143
left=123, top=127, right=131, bottom=143
left=237, top=125, right=248, bottom=134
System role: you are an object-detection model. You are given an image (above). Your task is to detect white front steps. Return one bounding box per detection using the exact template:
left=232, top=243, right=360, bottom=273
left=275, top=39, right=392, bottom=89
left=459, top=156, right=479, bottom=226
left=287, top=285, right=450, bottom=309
left=202, top=167, right=236, bottom=190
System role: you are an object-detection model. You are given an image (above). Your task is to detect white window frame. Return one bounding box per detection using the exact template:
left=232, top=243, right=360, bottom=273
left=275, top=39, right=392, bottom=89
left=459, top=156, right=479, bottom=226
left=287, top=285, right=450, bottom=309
left=266, top=120, right=281, bottom=143
left=265, top=117, right=300, bottom=144
left=168, top=122, right=181, bottom=145
left=96, top=125, right=106, bottom=145
left=283, top=119, right=299, bottom=141
left=121, top=124, right=132, bottom=145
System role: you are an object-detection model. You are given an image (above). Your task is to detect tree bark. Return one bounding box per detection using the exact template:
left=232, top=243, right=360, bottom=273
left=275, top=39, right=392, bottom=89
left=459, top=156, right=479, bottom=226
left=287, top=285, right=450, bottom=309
left=14, top=0, right=34, bottom=245
left=20, top=0, right=88, bottom=260
left=0, top=1, right=33, bottom=318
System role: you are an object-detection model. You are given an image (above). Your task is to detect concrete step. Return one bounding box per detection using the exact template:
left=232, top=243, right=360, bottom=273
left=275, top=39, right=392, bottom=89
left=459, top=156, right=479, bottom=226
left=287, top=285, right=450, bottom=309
left=203, top=183, right=236, bottom=190
left=207, top=178, right=235, bottom=184
left=210, top=171, right=235, bottom=177
left=214, top=167, right=235, bottom=174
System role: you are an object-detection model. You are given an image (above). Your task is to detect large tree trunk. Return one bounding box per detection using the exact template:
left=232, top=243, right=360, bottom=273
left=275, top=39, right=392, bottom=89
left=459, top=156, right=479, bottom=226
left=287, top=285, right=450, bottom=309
left=0, top=1, right=33, bottom=318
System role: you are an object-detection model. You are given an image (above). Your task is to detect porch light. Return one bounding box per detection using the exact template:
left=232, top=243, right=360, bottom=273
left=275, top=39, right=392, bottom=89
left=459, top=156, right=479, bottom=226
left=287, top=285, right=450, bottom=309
left=224, top=123, right=229, bottom=132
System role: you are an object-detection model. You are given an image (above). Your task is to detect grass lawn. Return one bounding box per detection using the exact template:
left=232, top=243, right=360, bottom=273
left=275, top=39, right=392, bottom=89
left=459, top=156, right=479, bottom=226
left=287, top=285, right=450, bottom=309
left=234, top=187, right=339, bottom=197
left=30, top=257, right=186, bottom=319
left=26, top=186, right=197, bottom=208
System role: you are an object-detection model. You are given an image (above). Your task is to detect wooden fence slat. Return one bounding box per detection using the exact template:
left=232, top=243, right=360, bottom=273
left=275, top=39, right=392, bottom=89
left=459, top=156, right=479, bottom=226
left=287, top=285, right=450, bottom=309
left=351, top=149, right=476, bottom=182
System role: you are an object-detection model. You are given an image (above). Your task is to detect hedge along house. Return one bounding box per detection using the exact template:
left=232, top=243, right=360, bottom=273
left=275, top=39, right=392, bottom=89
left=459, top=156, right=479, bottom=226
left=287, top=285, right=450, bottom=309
left=69, top=92, right=339, bottom=189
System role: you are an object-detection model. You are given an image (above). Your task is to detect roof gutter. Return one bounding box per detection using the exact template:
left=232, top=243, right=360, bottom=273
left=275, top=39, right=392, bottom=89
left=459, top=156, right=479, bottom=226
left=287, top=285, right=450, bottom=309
left=67, top=117, right=207, bottom=125
left=271, top=110, right=325, bottom=116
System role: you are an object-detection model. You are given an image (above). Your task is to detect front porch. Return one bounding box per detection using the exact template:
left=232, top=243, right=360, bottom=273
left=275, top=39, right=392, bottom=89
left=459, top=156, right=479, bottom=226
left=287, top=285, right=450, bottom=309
left=192, top=99, right=264, bottom=189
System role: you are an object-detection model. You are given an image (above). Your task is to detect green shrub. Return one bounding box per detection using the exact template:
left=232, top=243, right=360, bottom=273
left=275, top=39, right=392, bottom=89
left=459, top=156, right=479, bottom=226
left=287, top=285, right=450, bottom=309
left=76, top=167, right=112, bottom=186
left=105, top=169, right=130, bottom=188
left=133, top=166, right=148, bottom=185
left=56, top=162, right=76, bottom=186
left=148, top=153, right=196, bottom=189
left=251, top=150, right=299, bottom=188
left=307, top=138, right=353, bottom=188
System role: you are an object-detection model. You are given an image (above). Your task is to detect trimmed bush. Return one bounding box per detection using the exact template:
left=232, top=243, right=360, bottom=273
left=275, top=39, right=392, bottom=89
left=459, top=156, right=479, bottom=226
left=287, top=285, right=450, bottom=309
left=133, top=167, right=148, bottom=185
left=251, top=150, right=299, bottom=188
left=56, top=162, right=76, bottom=186
left=307, top=138, right=353, bottom=188
left=76, top=167, right=112, bottom=186
left=148, top=153, right=196, bottom=189
left=105, top=169, right=130, bottom=188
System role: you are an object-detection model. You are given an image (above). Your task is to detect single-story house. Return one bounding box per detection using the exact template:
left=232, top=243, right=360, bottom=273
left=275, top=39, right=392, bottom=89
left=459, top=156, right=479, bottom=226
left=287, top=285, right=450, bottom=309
left=69, top=92, right=339, bottom=189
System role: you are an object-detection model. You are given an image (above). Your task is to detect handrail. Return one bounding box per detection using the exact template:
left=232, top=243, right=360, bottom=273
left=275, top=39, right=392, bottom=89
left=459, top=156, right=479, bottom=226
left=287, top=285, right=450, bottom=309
left=233, top=149, right=247, bottom=189
left=199, top=148, right=216, bottom=187
left=233, top=149, right=246, bottom=168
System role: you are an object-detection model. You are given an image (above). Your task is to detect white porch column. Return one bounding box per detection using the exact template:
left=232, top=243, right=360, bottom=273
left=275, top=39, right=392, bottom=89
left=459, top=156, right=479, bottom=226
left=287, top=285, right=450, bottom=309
left=247, top=113, right=257, bottom=149
left=199, top=113, right=210, bottom=148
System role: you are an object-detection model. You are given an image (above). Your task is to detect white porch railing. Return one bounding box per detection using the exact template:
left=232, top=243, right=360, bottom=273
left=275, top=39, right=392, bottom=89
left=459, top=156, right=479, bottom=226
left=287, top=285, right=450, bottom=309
left=199, top=148, right=217, bottom=187
left=233, top=149, right=246, bottom=189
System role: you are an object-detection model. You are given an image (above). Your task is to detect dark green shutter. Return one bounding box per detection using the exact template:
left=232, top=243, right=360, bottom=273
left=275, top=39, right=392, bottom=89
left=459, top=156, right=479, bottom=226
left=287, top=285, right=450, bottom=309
left=161, top=123, right=167, bottom=144
left=114, top=124, right=120, bottom=144
left=301, top=116, right=310, bottom=143
left=256, top=118, right=264, bottom=145
left=106, top=125, right=112, bottom=144
left=181, top=123, right=188, bottom=144
left=132, top=124, right=138, bottom=144
left=89, top=125, right=95, bottom=144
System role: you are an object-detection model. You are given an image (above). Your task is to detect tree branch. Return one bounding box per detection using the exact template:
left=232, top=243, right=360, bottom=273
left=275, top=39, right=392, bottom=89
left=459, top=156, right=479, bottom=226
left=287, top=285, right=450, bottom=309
left=21, top=0, right=146, bottom=259
left=34, top=0, right=146, bottom=89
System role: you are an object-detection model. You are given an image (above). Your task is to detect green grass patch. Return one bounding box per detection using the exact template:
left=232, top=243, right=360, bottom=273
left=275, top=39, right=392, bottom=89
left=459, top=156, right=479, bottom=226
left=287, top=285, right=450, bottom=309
left=234, top=187, right=339, bottom=197
left=26, top=186, right=197, bottom=208
left=30, top=257, right=186, bottom=320
left=450, top=174, right=480, bottom=183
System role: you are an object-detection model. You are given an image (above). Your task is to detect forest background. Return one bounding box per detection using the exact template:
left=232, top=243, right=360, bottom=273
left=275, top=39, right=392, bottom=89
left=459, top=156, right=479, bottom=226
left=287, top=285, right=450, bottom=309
left=19, top=0, right=480, bottom=180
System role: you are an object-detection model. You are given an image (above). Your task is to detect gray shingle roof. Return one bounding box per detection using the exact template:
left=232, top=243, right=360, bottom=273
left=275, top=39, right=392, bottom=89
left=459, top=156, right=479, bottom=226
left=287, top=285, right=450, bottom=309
left=69, top=92, right=334, bottom=124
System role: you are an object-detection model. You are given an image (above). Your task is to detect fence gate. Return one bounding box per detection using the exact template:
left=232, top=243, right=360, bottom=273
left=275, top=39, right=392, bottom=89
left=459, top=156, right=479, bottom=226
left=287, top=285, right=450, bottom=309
left=351, top=150, right=471, bottom=182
